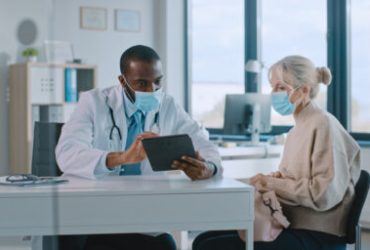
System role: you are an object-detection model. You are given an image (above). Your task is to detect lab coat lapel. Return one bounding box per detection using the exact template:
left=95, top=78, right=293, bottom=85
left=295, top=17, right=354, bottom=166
left=144, top=111, right=156, bottom=131
left=144, top=95, right=167, bottom=133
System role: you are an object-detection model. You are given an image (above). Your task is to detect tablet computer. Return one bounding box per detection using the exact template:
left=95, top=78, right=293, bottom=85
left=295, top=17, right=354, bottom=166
left=142, top=134, right=196, bottom=171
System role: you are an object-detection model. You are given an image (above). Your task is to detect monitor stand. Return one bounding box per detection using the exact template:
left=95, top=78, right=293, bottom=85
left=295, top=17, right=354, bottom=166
left=250, top=128, right=260, bottom=145
left=249, top=103, right=261, bottom=145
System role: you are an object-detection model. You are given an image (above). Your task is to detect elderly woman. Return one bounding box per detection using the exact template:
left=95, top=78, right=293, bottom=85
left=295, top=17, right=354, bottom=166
left=193, top=55, right=361, bottom=250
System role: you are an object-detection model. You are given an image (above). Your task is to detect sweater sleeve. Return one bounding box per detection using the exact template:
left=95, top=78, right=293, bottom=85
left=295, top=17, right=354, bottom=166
left=266, top=123, right=352, bottom=211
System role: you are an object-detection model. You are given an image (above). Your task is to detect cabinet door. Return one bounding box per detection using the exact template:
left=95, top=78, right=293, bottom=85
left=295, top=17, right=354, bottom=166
left=30, top=67, right=64, bottom=104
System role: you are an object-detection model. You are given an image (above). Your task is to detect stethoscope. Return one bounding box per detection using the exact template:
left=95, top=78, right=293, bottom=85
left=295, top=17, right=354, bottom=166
left=109, top=106, right=122, bottom=140
left=108, top=106, right=160, bottom=141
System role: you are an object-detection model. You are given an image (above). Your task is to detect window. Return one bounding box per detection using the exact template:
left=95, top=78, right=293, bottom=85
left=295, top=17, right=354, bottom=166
left=350, top=0, right=370, bottom=133
left=187, top=0, right=370, bottom=140
left=189, top=0, right=244, bottom=129
left=260, top=0, right=327, bottom=126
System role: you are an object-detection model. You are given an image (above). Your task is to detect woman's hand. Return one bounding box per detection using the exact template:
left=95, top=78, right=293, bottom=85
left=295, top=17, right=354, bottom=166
left=270, top=171, right=282, bottom=178
left=249, top=173, right=269, bottom=191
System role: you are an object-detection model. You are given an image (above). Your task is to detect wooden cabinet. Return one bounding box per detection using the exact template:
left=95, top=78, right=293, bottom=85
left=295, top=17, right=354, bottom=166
left=8, top=63, right=96, bottom=174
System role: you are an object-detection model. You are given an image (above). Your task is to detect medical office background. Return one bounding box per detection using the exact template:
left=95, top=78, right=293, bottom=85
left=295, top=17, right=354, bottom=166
left=0, top=0, right=370, bottom=224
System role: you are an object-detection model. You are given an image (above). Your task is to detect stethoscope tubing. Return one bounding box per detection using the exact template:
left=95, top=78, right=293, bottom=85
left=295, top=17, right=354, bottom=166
left=108, top=106, right=159, bottom=141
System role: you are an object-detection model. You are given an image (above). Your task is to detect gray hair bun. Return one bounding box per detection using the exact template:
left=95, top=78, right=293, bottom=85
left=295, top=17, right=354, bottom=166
left=316, top=67, right=332, bottom=85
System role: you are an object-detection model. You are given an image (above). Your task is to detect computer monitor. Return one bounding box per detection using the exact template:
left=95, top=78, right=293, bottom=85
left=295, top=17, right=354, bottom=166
left=223, top=94, right=271, bottom=141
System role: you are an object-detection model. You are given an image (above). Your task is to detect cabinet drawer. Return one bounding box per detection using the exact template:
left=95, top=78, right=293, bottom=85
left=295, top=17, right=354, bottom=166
left=30, top=67, right=64, bottom=104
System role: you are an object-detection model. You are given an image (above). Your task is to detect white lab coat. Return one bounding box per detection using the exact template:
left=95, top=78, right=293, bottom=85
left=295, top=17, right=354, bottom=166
left=55, top=85, right=222, bottom=179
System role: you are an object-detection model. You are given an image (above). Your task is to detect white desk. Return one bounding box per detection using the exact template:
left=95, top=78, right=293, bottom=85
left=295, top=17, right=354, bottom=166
left=0, top=175, right=254, bottom=250
left=218, top=144, right=284, bottom=161
left=219, top=145, right=282, bottom=181
left=222, top=158, right=280, bottom=181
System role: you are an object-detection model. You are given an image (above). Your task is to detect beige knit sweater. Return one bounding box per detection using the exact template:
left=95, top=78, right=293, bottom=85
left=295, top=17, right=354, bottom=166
left=265, top=102, right=361, bottom=236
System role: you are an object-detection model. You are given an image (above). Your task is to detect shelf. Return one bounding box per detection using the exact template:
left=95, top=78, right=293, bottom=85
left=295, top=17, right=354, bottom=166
left=13, top=62, right=96, bottom=69
left=9, top=62, right=96, bottom=174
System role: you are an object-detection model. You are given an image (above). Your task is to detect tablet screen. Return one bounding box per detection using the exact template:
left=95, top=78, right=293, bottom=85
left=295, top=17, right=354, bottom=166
left=142, top=134, right=196, bottom=171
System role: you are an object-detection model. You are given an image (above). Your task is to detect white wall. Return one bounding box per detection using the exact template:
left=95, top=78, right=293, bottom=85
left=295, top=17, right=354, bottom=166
left=0, top=0, right=186, bottom=174
left=53, top=0, right=155, bottom=89
left=0, top=0, right=51, bottom=175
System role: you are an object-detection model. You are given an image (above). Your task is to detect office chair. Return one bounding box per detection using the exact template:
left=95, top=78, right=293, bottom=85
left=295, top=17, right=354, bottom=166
left=32, top=121, right=64, bottom=177
left=340, top=170, right=370, bottom=250
left=32, top=122, right=87, bottom=250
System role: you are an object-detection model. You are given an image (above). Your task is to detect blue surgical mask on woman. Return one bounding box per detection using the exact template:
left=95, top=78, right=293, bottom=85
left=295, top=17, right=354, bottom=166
left=123, top=76, right=163, bottom=113
left=271, top=91, right=296, bottom=116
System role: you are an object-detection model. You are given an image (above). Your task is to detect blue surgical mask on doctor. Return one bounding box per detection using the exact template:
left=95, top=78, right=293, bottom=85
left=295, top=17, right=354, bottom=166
left=271, top=86, right=300, bottom=116
left=122, top=75, right=163, bottom=113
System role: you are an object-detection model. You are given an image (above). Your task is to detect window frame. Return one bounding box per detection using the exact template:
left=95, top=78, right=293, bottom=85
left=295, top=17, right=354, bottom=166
left=327, top=0, right=370, bottom=141
left=185, top=0, right=370, bottom=142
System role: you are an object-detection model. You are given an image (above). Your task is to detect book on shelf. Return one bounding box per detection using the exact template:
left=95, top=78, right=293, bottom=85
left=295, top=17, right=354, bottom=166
left=65, top=68, right=77, bottom=102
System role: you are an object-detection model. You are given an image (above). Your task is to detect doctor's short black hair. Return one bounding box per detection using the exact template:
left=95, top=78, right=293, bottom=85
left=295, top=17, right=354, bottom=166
left=120, top=45, right=160, bottom=74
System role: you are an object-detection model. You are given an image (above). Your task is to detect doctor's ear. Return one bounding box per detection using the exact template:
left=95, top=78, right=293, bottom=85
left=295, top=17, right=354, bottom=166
left=118, top=75, right=126, bottom=86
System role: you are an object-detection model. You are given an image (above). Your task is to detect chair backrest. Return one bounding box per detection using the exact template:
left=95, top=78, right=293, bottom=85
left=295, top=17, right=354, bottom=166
left=32, top=122, right=88, bottom=250
left=345, top=170, right=370, bottom=244
left=32, top=122, right=64, bottom=177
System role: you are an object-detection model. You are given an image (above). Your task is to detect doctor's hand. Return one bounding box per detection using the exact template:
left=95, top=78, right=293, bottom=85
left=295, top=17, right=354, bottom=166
left=171, top=152, right=215, bottom=181
left=106, top=132, right=158, bottom=170
left=123, top=132, right=159, bottom=164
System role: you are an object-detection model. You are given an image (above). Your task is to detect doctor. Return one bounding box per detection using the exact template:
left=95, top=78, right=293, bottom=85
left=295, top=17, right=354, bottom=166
left=56, top=45, right=221, bottom=179
left=55, top=45, right=222, bottom=250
